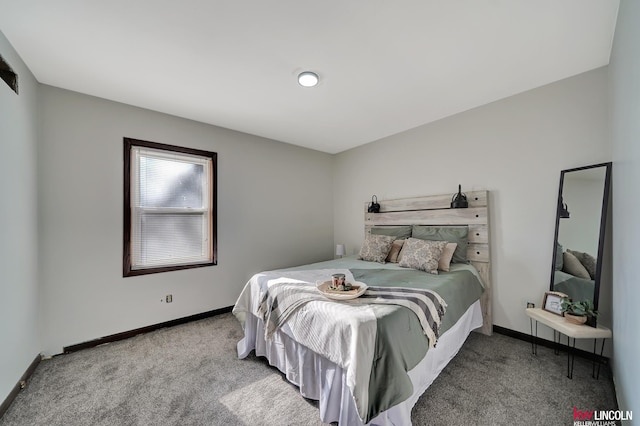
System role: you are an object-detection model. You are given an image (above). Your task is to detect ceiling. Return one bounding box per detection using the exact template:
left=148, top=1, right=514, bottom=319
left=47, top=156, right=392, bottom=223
left=0, top=1, right=619, bottom=154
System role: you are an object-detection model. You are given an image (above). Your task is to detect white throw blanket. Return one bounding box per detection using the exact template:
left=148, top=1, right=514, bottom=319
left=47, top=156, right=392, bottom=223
left=232, top=268, right=446, bottom=422
left=234, top=269, right=377, bottom=420
left=259, top=279, right=446, bottom=349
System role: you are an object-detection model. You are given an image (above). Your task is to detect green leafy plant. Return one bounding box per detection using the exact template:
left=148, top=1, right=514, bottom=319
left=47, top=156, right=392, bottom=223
left=560, top=298, right=598, bottom=318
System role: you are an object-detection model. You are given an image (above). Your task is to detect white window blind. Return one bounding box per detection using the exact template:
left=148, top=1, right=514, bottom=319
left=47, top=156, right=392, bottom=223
left=130, top=146, right=212, bottom=270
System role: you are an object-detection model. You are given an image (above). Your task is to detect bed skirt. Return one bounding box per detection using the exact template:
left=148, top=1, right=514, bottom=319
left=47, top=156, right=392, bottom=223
left=236, top=300, right=483, bottom=425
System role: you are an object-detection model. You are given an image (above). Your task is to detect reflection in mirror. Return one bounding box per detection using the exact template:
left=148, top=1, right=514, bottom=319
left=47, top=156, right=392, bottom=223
left=550, top=162, right=611, bottom=327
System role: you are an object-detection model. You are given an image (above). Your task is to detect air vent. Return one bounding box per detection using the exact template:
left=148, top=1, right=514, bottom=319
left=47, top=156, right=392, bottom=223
left=0, top=54, right=18, bottom=94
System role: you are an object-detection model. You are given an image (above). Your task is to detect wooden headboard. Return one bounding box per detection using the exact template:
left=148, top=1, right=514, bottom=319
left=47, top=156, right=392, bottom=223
left=364, top=191, right=492, bottom=335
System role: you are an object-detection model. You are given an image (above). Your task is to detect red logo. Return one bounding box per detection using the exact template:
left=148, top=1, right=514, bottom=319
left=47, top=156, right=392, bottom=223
left=574, top=406, right=594, bottom=421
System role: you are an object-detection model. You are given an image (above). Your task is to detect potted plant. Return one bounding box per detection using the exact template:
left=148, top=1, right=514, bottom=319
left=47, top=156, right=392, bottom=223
left=560, top=298, right=598, bottom=325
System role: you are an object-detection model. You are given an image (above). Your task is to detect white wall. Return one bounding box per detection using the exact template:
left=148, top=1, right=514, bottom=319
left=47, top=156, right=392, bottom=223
left=37, top=86, right=334, bottom=355
left=610, top=0, right=640, bottom=417
left=333, top=68, right=611, bottom=339
left=0, top=32, right=40, bottom=402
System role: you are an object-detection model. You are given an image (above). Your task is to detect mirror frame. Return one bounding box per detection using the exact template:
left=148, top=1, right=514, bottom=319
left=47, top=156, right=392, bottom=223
left=549, top=162, right=612, bottom=326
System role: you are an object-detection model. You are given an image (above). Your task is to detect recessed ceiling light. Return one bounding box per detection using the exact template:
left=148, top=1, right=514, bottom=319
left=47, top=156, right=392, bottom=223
left=298, top=71, right=319, bottom=87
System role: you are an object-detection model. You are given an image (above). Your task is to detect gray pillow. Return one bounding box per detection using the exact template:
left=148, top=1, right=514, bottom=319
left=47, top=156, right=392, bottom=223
left=411, top=225, right=468, bottom=264
left=358, top=234, right=396, bottom=263
left=371, top=226, right=412, bottom=239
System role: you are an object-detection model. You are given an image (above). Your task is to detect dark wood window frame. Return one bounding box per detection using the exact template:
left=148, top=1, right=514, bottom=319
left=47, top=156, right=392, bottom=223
left=123, top=137, right=217, bottom=277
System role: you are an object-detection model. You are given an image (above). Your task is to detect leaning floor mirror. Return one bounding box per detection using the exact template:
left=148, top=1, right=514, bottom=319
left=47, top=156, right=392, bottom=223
left=550, top=162, right=612, bottom=327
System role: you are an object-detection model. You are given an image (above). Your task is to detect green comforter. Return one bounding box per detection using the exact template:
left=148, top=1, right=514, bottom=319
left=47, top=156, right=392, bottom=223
left=351, top=268, right=483, bottom=420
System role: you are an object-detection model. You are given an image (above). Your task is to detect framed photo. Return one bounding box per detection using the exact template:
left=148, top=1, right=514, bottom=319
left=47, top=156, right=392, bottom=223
left=542, top=291, right=567, bottom=315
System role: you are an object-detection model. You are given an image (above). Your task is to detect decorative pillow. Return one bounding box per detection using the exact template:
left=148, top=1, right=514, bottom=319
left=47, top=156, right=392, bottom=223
left=397, top=243, right=406, bottom=263
left=397, top=238, right=452, bottom=265
left=371, top=226, right=412, bottom=239
left=562, top=251, right=591, bottom=279
left=555, top=242, right=564, bottom=271
left=568, top=249, right=597, bottom=279
left=358, top=234, right=396, bottom=263
left=411, top=225, right=469, bottom=264
left=386, top=239, right=405, bottom=263
left=398, top=238, right=448, bottom=274
left=438, top=242, right=458, bottom=272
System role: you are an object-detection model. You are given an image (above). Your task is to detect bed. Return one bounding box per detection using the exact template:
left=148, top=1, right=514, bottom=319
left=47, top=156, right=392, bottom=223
left=233, top=192, right=492, bottom=425
left=553, top=247, right=596, bottom=304
left=553, top=271, right=594, bottom=303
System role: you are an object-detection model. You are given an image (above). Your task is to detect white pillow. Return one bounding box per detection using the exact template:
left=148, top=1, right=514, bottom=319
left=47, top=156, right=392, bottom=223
left=563, top=251, right=591, bottom=279
left=438, top=242, right=458, bottom=272
left=386, top=239, right=405, bottom=263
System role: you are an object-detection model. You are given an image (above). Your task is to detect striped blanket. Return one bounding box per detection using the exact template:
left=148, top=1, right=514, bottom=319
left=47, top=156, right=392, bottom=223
left=259, top=279, right=447, bottom=348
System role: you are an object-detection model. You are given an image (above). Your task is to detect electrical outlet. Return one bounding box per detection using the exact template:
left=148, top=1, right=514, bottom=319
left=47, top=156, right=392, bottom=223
left=526, top=302, right=535, bottom=308
left=166, top=294, right=173, bottom=303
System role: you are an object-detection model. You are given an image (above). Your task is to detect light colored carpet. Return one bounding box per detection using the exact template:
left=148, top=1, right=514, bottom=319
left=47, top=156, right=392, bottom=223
left=0, top=313, right=617, bottom=425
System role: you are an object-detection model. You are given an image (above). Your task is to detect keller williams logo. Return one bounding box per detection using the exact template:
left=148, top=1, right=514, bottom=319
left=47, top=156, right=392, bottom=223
left=573, top=406, right=633, bottom=425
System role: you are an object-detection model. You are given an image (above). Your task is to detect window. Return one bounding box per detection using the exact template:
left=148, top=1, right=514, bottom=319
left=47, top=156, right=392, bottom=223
left=123, top=138, right=217, bottom=276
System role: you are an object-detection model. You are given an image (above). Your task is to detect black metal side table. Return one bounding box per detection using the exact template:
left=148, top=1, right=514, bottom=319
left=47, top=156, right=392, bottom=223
left=526, top=308, right=611, bottom=379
